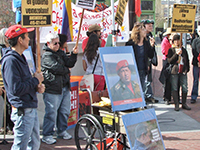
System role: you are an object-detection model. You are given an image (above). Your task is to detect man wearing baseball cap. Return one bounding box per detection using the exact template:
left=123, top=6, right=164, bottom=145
left=142, top=19, right=159, bottom=103
left=82, top=24, right=106, bottom=51
left=111, top=60, right=141, bottom=101
left=1, top=25, right=45, bottom=150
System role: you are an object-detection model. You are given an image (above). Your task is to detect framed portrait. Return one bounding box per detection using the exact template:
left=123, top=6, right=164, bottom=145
left=122, top=108, right=165, bottom=150
left=99, top=46, right=145, bottom=112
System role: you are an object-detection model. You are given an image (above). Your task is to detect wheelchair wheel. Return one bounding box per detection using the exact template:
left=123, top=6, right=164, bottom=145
left=74, top=114, right=106, bottom=150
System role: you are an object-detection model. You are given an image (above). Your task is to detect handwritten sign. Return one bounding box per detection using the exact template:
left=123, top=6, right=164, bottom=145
left=21, top=0, right=52, bottom=27
left=115, top=0, right=128, bottom=26
left=171, top=4, right=196, bottom=33
left=76, top=0, right=96, bottom=10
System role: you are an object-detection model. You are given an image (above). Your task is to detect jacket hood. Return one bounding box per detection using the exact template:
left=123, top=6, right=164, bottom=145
left=0, top=48, right=26, bottom=65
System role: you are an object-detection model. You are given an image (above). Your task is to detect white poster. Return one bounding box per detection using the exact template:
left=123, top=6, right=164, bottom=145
left=40, top=1, right=129, bottom=44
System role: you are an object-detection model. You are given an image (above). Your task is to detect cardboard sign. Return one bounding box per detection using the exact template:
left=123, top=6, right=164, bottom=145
left=171, top=4, right=196, bottom=33
left=99, top=46, right=145, bottom=112
left=76, top=0, right=96, bottom=10
left=21, top=0, right=52, bottom=27
left=115, top=0, right=128, bottom=26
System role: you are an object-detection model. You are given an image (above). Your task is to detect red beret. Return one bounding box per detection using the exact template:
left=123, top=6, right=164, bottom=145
left=116, top=60, right=129, bottom=72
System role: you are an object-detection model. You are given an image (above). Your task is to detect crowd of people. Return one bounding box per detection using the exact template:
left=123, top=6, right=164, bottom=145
left=0, top=20, right=199, bottom=149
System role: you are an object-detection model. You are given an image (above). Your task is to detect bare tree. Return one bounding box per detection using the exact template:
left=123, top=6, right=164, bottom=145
left=0, top=0, right=15, bottom=28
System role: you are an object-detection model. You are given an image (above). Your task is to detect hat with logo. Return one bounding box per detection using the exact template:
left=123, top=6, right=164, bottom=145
left=5, top=25, right=35, bottom=39
left=142, top=19, right=154, bottom=25
left=88, top=24, right=102, bottom=32
left=116, top=60, right=129, bottom=72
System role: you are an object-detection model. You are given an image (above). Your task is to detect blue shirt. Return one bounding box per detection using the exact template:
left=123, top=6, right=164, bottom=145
left=136, top=45, right=145, bottom=70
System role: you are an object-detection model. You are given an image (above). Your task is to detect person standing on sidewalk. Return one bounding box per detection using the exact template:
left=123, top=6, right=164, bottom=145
left=41, top=33, right=78, bottom=144
left=191, top=38, right=200, bottom=104
left=142, top=20, right=158, bottom=103
left=1, top=25, right=45, bottom=150
left=125, top=23, right=155, bottom=99
left=167, top=34, right=191, bottom=111
left=160, top=28, right=172, bottom=105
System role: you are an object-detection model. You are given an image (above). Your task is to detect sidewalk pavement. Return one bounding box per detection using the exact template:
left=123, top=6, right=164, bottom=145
left=1, top=97, right=200, bottom=150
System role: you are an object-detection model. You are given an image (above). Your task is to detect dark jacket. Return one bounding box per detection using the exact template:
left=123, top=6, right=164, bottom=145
left=41, top=44, right=77, bottom=94
left=191, top=38, right=200, bottom=66
left=0, top=49, right=39, bottom=108
left=167, top=47, right=190, bottom=74
left=125, top=39, right=154, bottom=74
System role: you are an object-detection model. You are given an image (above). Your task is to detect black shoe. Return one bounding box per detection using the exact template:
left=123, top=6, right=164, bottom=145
left=165, top=100, right=170, bottom=105
left=182, top=104, right=191, bottom=110
left=146, top=97, right=159, bottom=103
left=191, top=99, right=196, bottom=104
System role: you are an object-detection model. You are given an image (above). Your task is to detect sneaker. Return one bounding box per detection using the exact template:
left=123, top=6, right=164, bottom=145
left=57, top=131, right=72, bottom=140
left=42, top=136, right=56, bottom=144
left=191, top=99, right=196, bottom=104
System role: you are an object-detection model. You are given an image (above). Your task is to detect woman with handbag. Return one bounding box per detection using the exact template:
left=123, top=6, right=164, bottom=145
left=167, top=34, right=191, bottom=111
left=82, top=33, right=105, bottom=91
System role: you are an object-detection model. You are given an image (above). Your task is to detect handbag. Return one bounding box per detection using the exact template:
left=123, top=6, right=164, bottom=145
left=163, top=63, right=173, bottom=79
left=80, top=54, right=99, bottom=91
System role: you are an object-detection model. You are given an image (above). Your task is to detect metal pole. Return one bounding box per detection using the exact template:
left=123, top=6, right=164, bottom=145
left=111, top=0, right=116, bottom=47
left=167, top=0, right=169, bottom=27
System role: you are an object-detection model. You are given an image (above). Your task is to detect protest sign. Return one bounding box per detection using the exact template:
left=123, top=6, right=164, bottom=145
left=21, top=0, right=52, bottom=27
left=171, top=4, right=196, bottom=33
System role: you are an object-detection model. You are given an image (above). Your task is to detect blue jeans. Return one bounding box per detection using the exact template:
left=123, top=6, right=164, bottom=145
left=191, top=66, right=199, bottom=100
left=42, top=86, right=71, bottom=136
left=11, top=108, right=40, bottom=150
left=171, top=74, right=188, bottom=93
left=138, top=70, right=146, bottom=97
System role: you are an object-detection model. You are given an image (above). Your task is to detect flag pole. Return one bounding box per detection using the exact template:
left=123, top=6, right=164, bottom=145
left=75, top=8, right=85, bottom=47
left=111, top=0, right=116, bottom=47
left=36, top=27, right=41, bottom=72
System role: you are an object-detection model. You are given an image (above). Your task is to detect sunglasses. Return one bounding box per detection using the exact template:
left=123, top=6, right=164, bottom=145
left=53, top=42, right=60, bottom=45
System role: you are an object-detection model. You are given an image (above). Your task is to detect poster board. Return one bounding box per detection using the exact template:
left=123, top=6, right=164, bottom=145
left=115, top=0, right=128, bottom=26
left=122, top=108, right=165, bottom=150
left=21, top=0, right=52, bottom=27
left=99, top=46, right=145, bottom=112
left=68, top=81, right=79, bottom=129
left=171, top=4, right=196, bottom=33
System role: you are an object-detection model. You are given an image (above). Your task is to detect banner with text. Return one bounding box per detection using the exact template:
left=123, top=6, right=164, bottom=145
left=40, top=0, right=129, bottom=44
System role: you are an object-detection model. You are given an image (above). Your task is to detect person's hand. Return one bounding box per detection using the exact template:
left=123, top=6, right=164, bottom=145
left=149, top=37, right=155, bottom=47
left=37, top=84, right=45, bottom=93
left=73, top=46, right=78, bottom=54
left=198, top=62, right=200, bottom=67
left=34, top=69, right=44, bottom=83
left=0, top=87, right=5, bottom=96
left=176, top=48, right=182, bottom=55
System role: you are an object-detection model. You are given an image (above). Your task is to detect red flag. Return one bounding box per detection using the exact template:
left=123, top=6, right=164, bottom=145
left=135, top=0, right=141, bottom=17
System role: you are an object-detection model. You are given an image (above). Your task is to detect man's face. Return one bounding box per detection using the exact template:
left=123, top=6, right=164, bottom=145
left=118, top=67, right=131, bottom=84
left=145, top=23, right=153, bottom=33
left=138, top=131, right=151, bottom=146
left=20, top=32, right=30, bottom=50
left=48, top=38, right=60, bottom=52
